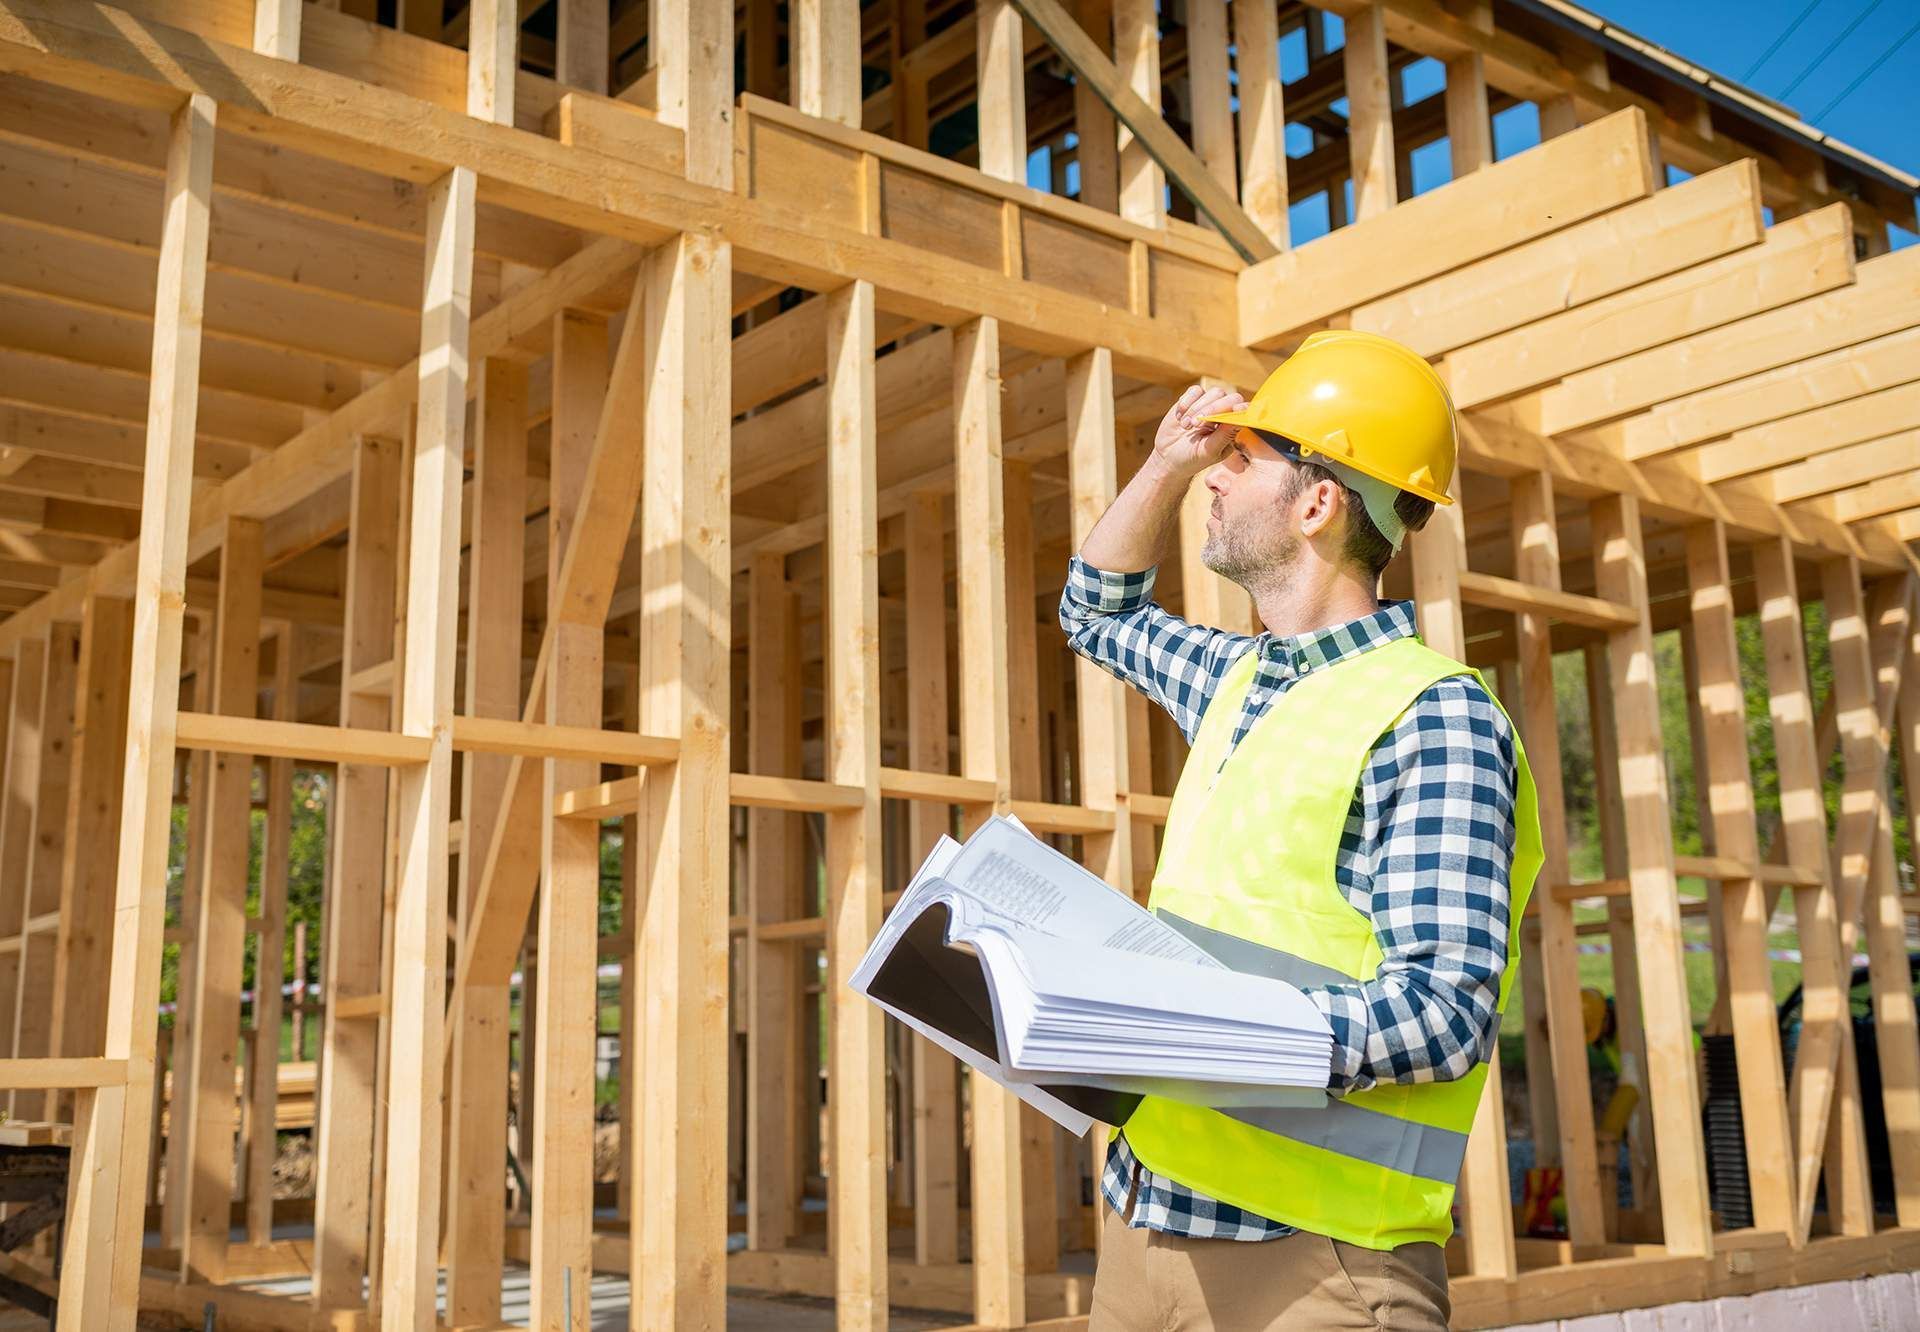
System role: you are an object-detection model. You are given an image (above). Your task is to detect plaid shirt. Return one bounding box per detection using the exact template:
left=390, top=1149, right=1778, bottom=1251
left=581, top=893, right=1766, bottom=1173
left=1061, top=555, right=1519, bottom=1241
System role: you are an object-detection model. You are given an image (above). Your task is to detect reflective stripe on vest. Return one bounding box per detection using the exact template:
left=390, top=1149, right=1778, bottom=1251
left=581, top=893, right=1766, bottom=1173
left=1220, top=1098, right=1469, bottom=1184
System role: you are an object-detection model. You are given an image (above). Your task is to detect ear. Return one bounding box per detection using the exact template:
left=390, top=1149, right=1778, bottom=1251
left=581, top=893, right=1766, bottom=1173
left=1295, top=478, right=1345, bottom=540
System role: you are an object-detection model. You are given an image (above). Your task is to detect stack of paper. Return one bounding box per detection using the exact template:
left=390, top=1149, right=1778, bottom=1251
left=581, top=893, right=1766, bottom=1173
left=849, top=815, right=1334, bottom=1136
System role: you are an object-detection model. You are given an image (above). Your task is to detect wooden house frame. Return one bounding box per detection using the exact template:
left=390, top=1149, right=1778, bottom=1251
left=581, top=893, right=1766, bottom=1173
left=0, top=0, right=1913, bottom=1328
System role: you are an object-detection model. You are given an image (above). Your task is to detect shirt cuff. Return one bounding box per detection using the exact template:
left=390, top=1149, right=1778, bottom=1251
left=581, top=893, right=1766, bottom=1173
left=1065, top=554, right=1158, bottom=614
left=1302, top=985, right=1371, bottom=1095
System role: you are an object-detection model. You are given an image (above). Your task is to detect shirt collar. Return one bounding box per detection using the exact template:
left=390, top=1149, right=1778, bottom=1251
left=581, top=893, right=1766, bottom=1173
left=1259, top=600, right=1418, bottom=675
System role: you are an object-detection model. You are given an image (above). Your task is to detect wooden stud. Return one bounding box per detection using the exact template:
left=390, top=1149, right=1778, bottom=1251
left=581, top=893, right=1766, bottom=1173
left=1682, top=521, right=1796, bottom=1236
left=1344, top=2, right=1396, bottom=220
left=58, top=92, right=217, bottom=1332
left=1185, top=0, right=1236, bottom=198
left=310, top=436, right=401, bottom=1311
left=978, top=1, right=1029, bottom=186
left=467, top=0, right=519, bottom=125
left=902, top=491, right=960, bottom=1266
left=556, top=0, right=609, bottom=94
left=1110, top=0, right=1165, bottom=229
left=824, top=277, right=888, bottom=1331
left=1589, top=493, right=1713, bottom=1258
left=748, top=551, right=802, bottom=1253
left=632, top=229, right=733, bottom=1332
left=532, top=310, right=607, bottom=1330
left=378, top=165, right=474, bottom=1332
left=954, top=315, right=1024, bottom=1328
left=50, top=597, right=133, bottom=1086
left=0, top=638, right=46, bottom=1084
left=252, top=0, right=299, bottom=60
left=11, top=619, right=74, bottom=1122
left=1407, top=471, right=1515, bottom=1280
left=1508, top=470, right=1606, bottom=1251
left=243, top=626, right=292, bottom=1248
left=445, top=358, right=526, bottom=1326
left=795, top=0, right=862, bottom=128
left=1445, top=0, right=1493, bottom=177
left=1232, top=0, right=1290, bottom=248
left=1749, top=536, right=1861, bottom=1245
left=1073, top=0, right=1119, bottom=212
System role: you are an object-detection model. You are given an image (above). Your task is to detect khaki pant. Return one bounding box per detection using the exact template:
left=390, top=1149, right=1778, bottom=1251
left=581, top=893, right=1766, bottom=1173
left=1087, top=1203, right=1450, bottom=1331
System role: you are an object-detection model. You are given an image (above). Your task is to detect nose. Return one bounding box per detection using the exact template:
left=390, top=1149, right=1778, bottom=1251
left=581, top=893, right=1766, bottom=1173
left=1204, top=462, right=1229, bottom=498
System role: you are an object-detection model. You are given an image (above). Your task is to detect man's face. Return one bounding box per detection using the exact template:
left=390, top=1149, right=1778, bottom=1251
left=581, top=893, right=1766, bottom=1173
left=1199, top=428, right=1307, bottom=586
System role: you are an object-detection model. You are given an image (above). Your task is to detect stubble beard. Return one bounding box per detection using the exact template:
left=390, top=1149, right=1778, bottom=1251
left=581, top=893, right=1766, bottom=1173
left=1201, top=510, right=1299, bottom=591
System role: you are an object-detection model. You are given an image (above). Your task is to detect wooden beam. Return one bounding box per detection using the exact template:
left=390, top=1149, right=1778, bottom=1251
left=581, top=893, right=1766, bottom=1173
left=1515, top=245, right=1920, bottom=438
left=1011, top=0, right=1279, bottom=260
left=1185, top=0, right=1236, bottom=198
left=555, top=0, right=608, bottom=94
left=1072, top=0, right=1118, bottom=212
left=1356, top=161, right=1763, bottom=359
left=631, top=230, right=733, bottom=1330
left=1447, top=203, right=1852, bottom=409
left=310, top=434, right=400, bottom=1310
left=1240, top=108, right=1655, bottom=348
left=1589, top=492, right=1713, bottom=1257
left=252, top=0, right=299, bottom=59
left=378, top=165, right=475, bottom=1331
left=58, top=91, right=216, bottom=1332
left=1444, top=0, right=1491, bottom=177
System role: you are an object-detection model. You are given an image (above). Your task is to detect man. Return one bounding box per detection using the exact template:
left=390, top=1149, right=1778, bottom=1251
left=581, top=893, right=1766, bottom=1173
left=1061, top=331, right=1543, bottom=1331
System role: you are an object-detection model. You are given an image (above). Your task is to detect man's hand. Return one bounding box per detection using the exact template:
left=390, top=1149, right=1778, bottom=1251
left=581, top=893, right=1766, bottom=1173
left=1151, top=384, right=1248, bottom=479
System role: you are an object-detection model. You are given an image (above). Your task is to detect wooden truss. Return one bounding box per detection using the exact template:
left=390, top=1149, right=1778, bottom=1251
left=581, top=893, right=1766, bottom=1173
left=0, top=1, right=1912, bottom=1330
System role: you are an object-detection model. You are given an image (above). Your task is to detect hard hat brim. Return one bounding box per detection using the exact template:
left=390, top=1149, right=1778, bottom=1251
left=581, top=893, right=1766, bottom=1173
left=1198, top=410, right=1456, bottom=506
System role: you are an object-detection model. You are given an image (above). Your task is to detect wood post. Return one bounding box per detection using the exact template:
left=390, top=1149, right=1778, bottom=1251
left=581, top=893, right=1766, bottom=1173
left=446, top=358, right=527, bottom=1325
left=1590, top=493, right=1712, bottom=1257
left=531, top=309, right=609, bottom=1332
left=903, top=491, right=961, bottom=1266
left=1683, top=521, right=1796, bottom=1236
left=978, top=0, right=1029, bottom=185
left=1445, top=0, right=1494, bottom=177
left=1114, top=0, right=1164, bottom=227
left=632, top=229, right=733, bottom=1331
left=1508, top=470, right=1605, bottom=1250
left=1344, top=2, right=1396, bottom=220
left=311, top=435, right=401, bottom=1309
left=954, top=315, right=1025, bottom=1328
left=378, top=165, right=475, bottom=1331
left=245, top=626, right=294, bottom=1247
left=1233, top=0, right=1290, bottom=248
left=58, top=92, right=217, bottom=1332
left=51, top=596, right=134, bottom=1082
left=1073, top=0, right=1119, bottom=212
left=748, top=551, right=802, bottom=1252
left=1407, top=471, right=1515, bottom=1280
left=824, top=277, right=888, bottom=1331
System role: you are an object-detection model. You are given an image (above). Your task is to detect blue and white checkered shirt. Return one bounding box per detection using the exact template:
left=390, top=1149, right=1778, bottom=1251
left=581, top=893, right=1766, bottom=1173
left=1060, top=555, right=1519, bottom=1241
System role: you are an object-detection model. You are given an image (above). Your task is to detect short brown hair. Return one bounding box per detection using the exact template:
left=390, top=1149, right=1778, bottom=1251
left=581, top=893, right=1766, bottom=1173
left=1287, top=457, right=1436, bottom=579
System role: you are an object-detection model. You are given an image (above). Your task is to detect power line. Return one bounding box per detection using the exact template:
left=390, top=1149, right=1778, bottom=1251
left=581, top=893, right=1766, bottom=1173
left=1812, top=14, right=1920, bottom=120
left=1743, top=0, right=1822, bottom=80
left=1779, top=0, right=1887, bottom=99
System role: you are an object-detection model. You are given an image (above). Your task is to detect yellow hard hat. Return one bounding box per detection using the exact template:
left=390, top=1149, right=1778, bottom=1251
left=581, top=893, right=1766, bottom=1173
left=1581, top=987, right=1608, bottom=1044
left=1201, top=330, right=1457, bottom=506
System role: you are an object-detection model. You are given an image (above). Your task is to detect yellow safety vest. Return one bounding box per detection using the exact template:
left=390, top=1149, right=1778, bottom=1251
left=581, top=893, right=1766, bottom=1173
left=1120, top=633, right=1543, bottom=1250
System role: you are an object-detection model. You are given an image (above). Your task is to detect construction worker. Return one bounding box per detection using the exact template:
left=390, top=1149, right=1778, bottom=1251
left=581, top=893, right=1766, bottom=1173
left=1061, top=331, right=1543, bottom=1331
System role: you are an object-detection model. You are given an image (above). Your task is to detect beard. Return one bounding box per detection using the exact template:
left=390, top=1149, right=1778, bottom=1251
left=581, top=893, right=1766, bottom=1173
left=1201, top=510, right=1299, bottom=587
left=1200, top=481, right=1304, bottom=589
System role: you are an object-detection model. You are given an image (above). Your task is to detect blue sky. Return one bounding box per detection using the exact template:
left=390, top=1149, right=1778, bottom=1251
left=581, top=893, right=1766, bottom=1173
left=1030, top=3, right=1919, bottom=247
left=1584, top=0, right=1920, bottom=182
